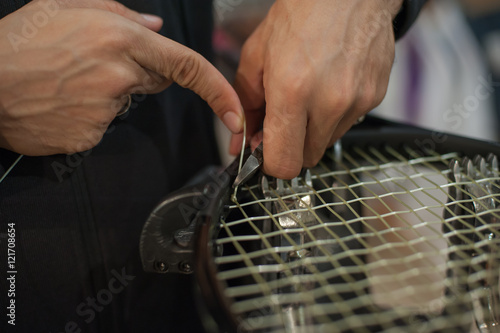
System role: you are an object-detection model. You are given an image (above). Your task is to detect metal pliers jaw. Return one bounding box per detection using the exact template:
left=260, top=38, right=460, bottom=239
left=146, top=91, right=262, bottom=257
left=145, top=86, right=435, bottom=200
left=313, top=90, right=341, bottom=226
left=233, top=142, right=264, bottom=188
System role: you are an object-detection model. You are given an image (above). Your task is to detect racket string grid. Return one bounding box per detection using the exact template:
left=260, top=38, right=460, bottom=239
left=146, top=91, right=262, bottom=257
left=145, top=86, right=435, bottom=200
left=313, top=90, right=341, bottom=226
left=214, top=144, right=500, bottom=333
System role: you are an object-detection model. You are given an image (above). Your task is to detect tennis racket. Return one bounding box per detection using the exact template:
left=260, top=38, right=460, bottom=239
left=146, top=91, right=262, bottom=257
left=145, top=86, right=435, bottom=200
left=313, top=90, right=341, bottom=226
left=140, top=117, right=500, bottom=333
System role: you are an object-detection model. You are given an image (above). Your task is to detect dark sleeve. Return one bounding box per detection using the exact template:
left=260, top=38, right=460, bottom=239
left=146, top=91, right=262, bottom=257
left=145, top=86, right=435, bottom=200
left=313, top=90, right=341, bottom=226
left=393, top=0, right=427, bottom=39
left=0, top=0, right=27, bottom=19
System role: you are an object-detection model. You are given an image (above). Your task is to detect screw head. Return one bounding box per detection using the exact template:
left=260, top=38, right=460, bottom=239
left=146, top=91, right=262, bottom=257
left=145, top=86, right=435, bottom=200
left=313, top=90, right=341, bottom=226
left=155, top=261, right=169, bottom=273
left=179, top=261, right=193, bottom=273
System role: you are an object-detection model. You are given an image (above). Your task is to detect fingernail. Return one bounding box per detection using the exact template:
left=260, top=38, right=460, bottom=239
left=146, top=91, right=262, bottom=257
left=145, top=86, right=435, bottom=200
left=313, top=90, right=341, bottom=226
left=223, top=112, right=243, bottom=134
left=140, top=13, right=163, bottom=23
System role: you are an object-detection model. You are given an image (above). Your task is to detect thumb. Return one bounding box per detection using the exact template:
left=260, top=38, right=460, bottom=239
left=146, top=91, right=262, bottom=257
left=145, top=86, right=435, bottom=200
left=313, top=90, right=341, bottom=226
left=129, top=30, right=244, bottom=134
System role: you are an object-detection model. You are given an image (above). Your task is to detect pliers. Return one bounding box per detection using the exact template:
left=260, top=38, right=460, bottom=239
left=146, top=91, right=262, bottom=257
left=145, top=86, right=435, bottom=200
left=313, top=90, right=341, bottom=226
left=232, top=142, right=264, bottom=188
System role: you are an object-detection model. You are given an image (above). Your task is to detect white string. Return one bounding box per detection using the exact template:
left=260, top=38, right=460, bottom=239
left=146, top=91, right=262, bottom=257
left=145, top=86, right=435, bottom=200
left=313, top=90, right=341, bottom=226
left=0, top=154, right=23, bottom=184
left=232, top=116, right=247, bottom=202
left=216, top=145, right=500, bottom=332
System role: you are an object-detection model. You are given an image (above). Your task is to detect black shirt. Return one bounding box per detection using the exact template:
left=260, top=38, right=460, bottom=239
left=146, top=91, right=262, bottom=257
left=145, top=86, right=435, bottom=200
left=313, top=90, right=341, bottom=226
left=0, top=1, right=216, bottom=332
left=0, top=1, right=427, bottom=332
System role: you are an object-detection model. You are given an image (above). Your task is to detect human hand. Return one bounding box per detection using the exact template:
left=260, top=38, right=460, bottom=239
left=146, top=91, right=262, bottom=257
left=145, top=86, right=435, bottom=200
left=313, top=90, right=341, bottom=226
left=0, top=0, right=243, bottom=155
left=230, top=0, right=403, bottom=179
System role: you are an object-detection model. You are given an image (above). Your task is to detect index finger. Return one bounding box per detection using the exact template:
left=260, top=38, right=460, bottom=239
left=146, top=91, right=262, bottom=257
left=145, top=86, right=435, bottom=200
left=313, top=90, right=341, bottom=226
left=129, top=28, right=244, bottom=134
left=262, top=93, right=307, bottom=179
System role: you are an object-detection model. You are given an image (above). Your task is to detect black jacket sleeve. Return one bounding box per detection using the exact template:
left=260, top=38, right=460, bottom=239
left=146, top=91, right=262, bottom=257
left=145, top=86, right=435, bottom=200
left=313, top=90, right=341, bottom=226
left=0, top=0, right=26, bottom=19
left=393, top=0, right=428, bottom=39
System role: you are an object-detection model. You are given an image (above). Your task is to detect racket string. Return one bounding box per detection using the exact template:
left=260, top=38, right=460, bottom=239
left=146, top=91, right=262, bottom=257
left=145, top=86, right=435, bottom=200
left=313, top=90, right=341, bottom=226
left=215, top=145, right=500, bottom=332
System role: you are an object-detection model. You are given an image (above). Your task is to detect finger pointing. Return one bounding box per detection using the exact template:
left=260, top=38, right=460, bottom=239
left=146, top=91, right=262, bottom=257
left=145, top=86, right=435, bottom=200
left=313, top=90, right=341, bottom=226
left=129, top=30, right=244, bottom=134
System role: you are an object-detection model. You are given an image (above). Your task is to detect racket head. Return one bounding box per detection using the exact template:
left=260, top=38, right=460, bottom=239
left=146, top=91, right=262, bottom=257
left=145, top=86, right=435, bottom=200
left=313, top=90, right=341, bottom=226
left=194, top=118, right=500, bottom=333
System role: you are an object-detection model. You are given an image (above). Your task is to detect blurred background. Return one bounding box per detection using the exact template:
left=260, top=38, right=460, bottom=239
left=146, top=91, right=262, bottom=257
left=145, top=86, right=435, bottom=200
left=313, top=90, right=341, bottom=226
left=212, top=0, right=500, bottom=165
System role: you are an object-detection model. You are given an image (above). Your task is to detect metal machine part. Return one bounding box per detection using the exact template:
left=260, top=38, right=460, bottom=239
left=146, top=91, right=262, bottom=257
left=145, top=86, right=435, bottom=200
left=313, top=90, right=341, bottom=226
left=261, top=171, right=317, bottom=330
left=140, top=118, right=500, bottom=333
left=464, top=155, right=500, bottom=333
left=140, top=167, right=232, bottom=275
left=233, top=142, right=264, bottom=188
left=443, top=155, right=500, bottom=333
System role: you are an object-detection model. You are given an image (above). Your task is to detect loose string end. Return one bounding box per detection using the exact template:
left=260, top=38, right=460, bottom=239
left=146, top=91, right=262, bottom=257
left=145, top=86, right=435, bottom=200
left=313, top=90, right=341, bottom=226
left=232, top=115, right=247, bottom=203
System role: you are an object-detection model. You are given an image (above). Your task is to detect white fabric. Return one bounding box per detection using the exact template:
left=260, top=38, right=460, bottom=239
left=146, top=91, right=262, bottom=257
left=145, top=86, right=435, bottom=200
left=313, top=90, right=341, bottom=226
left=373, top=0, right=498, bottom=141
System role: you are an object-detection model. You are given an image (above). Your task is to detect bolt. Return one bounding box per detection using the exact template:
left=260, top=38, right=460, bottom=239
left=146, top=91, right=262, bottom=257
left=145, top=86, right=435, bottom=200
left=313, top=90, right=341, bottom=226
left=179, top=261, right=193, bottom=273
left=155, top=261, right=168, bottom=273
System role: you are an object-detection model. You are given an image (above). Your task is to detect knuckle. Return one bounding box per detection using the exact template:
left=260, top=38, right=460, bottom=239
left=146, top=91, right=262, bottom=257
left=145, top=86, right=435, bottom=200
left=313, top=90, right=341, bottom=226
left=171, top=52, right=201, bottom=89
left=263, top=117, right=289, bottom=143
left=97, top=112, right=115, bottom=129
left=81, top=25, right=128, bottom=56
left=103, top=27, right=129, bottom=49
left=103, top=1, right=128, bottom=17
left=329, top=92, right=355, bottom=112
left=266, top=160, right=302, bottom=180
left=105, top=65, right=135, bottom=95
left=74, top=128, right=104, bottom=152
left=327, top=78, right=356, bottom=111
left=358, top=83, right=378, bottom=111
left=85, top=107, right=116, bottom=128
left=102, top=111, right=117, bottom=126
left=280, top=72, right=312, bottom=100
left=262, top=141, right=302, bottom=179
left=303, top=148, right=324, bottom=168
left=83, top=7, right=115, bottom=29
left=59, top=121, right=108, bottom=154
left=68, top=140, right=92, bottom=154
left=303, top=159, right=320, bottom=169
left=38, top=134, right=58, bottom=152
left=374, top=84, right=389, bottom=107
left=110, top=63, right=132, bottom=81
left=240, top=35, right=262, bottom=65
left=39, top=133, right=78, bottom=155
left=310, top=140, right=325, bottom=157
left=240, top=39, right=256, bottom=61
left=326, top=138, right=336, bottom=149
left=204, top=88, right=225, bottom=112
